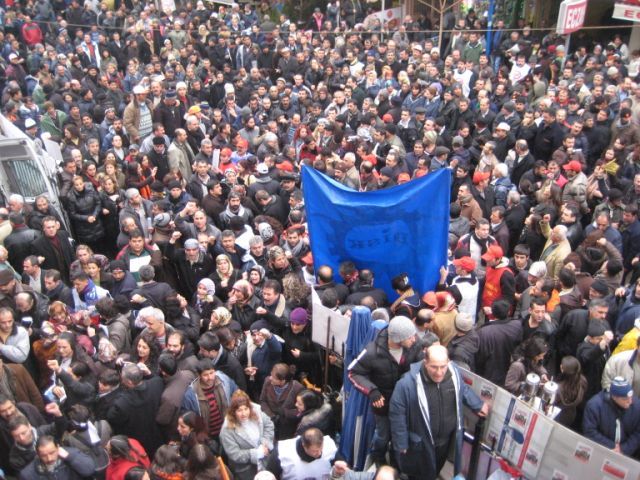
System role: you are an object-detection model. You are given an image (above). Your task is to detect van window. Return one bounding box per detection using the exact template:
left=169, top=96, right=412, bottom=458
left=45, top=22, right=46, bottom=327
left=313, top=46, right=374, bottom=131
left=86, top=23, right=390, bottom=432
left=1, top=158, right=48, bottom=199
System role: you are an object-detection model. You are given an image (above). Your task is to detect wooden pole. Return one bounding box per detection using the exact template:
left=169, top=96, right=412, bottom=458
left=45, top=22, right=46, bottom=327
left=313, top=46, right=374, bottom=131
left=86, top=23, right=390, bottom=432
left=323, top=315, right=331, bottom=391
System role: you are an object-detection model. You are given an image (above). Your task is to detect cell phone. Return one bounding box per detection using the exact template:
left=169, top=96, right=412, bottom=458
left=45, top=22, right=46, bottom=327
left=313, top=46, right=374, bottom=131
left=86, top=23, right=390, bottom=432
left=22, top=316, right=33, bottom=328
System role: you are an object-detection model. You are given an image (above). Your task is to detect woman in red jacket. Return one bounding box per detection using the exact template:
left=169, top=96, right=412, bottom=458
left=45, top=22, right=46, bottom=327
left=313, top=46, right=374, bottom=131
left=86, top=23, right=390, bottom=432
left=106, top=435, right=151, bottom=480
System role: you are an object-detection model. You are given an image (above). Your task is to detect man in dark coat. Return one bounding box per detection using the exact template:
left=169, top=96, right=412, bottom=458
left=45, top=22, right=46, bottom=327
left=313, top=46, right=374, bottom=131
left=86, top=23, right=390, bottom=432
left=255, top=189, right=289, bottom=225
left=130, top=265, right=176, bottom=311
left=107, top=363, right=165, bottom=456
left=533, top=107, right=564, bottom=161
left=621, top=204, right=640, bottom=273
left=153, top=90, right=184, bottom=135
left=345, top=269, right=388, bottom=307
left=8, top=402, right=67, bottom=472
left=19, top=438, right=96, bottom=480
left=315, top=265, right=350, bottom=305
left=470, top=172, right=496, bottom=220
left=583, top=377, right=640, bottom=457
left=348, top=317, right=423, bottom=464
left=30, top=217, right=75, bottom=284
left=4, top=213, right=40, bottom=275
left=577, top=320, right=612, bottom=401
left=198, top=332, right=247, bottom=392
left=556, top=299, right=611, bottom=361
left=165, top=235, right=215, bottom=299
left=509, top=139, right=535, bottom=187
left=475, top=300, right=523, bottom=386
left=155, top=353, right=196, bottom=439
left=0, top=396, right=44, bottom=476
left=389, top=345, right=487, bottom=480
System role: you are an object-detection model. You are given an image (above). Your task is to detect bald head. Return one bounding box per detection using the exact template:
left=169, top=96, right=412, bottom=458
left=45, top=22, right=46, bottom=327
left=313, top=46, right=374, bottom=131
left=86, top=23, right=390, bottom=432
left=551, top=225, right=567, bottom=243
left=374, top=466, right=400, bottom=480
left=424, top=345, right=449, bottom=383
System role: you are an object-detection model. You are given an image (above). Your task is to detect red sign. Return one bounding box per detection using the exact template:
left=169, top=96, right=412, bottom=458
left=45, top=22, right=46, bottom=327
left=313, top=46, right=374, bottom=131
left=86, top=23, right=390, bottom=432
left=556, top=0, right=588, bottom=34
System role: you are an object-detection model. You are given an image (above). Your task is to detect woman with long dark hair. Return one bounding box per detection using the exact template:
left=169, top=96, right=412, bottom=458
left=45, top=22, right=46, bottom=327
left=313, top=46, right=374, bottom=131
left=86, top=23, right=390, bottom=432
left=555, top=355, right=588, bottom=429
left=294, top=389, right=333, bottom=436
left=149, top=444, right=186, bottom=480
left=504, top=337, right=549, bottom=395
left=126, top=333, right=161, bottom=376
left=185, top=444, right=230, bottom=480
left=82, top=161, right=101, bottom=190
left=124, top=161, right=156, bottom=200
left=106, top=435, right=151, bottom=480
left=177, top=412, right=214, bottom=459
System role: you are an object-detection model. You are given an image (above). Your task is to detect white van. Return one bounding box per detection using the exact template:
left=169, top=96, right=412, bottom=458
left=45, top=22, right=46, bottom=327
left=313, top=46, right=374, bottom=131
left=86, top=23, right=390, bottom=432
left=0, top=114, right=69, bottom=229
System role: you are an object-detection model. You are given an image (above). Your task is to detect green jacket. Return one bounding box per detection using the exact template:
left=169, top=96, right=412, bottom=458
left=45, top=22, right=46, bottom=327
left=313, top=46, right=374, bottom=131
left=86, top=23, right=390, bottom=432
left=462, top=41, right=484, bottom=64
left=40, top=110, right=67, bottom=139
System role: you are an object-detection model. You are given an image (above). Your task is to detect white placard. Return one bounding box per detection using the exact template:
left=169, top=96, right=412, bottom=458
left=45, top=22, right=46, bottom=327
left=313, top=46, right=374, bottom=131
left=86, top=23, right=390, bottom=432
left=311, top=288, right=350, bottom=352
left=43, top=138, right=64, bottom=173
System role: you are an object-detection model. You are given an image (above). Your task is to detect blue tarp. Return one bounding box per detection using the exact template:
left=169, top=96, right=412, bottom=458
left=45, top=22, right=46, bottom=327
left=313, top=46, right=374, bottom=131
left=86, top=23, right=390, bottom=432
left=301, top=167, right=451, bottom=300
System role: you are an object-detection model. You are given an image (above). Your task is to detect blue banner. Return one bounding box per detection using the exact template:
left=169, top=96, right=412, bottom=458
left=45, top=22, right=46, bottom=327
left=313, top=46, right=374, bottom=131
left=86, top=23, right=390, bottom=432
left=302, top=167, right=451, bottom=300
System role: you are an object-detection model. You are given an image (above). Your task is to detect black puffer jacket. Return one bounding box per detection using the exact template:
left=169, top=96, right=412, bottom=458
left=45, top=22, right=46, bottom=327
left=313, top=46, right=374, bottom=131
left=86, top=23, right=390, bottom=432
left=348, top=327, right=423, bottom=415
left=67, top=183, right=104, bottom=243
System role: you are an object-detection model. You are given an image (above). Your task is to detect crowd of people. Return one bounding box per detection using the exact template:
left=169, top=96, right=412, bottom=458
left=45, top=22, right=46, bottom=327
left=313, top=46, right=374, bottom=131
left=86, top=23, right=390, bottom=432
left=0, top=0, right=639, bottom=479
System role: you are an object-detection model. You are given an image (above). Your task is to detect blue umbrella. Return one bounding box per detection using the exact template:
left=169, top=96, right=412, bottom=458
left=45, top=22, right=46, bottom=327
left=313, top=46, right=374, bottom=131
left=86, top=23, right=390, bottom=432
left=339, top=306, right=387, bottom=469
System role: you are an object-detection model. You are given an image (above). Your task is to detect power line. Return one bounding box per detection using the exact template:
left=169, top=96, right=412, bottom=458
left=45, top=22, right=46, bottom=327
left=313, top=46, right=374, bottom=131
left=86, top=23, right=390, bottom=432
left=13, top=17, right=639, bottom=36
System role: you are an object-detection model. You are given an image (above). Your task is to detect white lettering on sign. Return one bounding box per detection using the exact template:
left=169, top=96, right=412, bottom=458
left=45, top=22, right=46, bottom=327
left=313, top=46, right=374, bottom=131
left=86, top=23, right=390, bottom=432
left=565, top=4, right=586, bottom=30
left=557, top=0, right=588, bottom=34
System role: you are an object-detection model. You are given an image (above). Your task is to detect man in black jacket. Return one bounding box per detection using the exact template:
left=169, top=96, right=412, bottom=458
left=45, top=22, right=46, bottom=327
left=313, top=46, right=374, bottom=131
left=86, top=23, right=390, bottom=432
left=166, top=234, right=215, bottom=299
left=107, top=363, right=164, bottom=457
left=255, top=189, right=289, bottom=225
left=475, top=300, right=523, bottom=386
left=315, top=265, right=349, bottom=305
left=348, top=316, right=423, bottom=465
left=555, top=299, right=611, bottom=362
left=0, top=395, right=44, bottom=476
left=509, top=139, right=534, bottom=187
left=20, top=436, right=96, bottom=480
left=533, top=107, right=564, bottom=161
left=346, top=269, right=388, bottom=307
left=130, top=265, right=176, bottom=311
left=198, top=332, right=247, bottom=391
left=4, top=213, right=40, bottom=275
left=8, top=402, right=67, bottom=472
left=30, top=217, right=74, bottom=284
